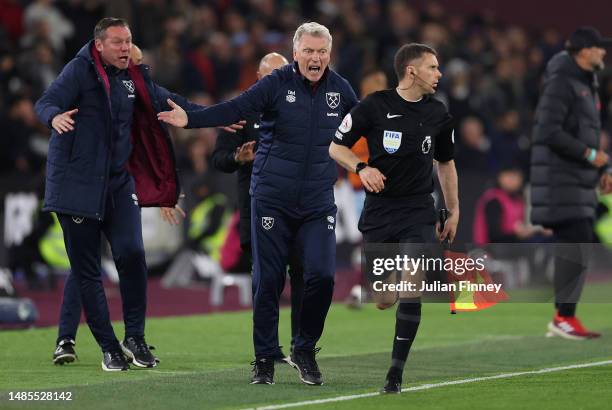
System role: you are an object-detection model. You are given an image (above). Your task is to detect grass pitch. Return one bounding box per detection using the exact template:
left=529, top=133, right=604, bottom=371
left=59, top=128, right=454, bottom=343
left=1, top=284, right=611, bottom=409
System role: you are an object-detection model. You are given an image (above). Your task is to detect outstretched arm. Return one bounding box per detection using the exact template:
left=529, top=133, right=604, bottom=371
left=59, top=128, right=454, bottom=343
left=157, top=71, right=280, bottom=129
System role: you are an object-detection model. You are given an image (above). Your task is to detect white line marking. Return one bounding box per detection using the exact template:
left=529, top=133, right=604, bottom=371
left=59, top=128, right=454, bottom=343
left=242, top=359, right=612, bottom=410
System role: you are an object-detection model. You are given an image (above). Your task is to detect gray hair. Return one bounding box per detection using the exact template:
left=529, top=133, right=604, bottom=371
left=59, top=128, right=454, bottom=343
left=292, top=22, right=332, bottom=51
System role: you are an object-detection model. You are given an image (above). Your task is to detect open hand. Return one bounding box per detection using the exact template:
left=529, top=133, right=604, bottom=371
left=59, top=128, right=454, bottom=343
left=157, top=99, right=188, bottom=128
left=160, top=204, right=186, bottom=226
left=219, top=120, right=247, bottom=133
left=51, top=109, right=78, bottom=134
left=234, top=141, right=256, bottom=164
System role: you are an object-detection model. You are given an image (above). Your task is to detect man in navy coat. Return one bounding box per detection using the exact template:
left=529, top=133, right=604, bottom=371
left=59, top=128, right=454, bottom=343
left=36, top=18, right=193, bottom=371
left=159, top=22, right=358, bottom=385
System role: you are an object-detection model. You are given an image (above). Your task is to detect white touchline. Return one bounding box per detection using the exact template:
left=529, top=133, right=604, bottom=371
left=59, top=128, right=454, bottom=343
left=241, top=359, right=612, bottom=410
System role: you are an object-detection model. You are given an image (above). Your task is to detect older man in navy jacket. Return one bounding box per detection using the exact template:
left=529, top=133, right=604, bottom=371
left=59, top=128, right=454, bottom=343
left=36, top=18, right=194, bottom=371
left=159, top=22, right=358, bottom=385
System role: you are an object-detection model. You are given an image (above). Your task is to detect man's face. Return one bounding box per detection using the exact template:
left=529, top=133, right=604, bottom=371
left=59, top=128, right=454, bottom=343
left=587, top=46, right=606, bottom=71
left=293, top=34, right=331, bottom=83
left=95, top=26, right=132, bottom=69
left=407, top=52, right=442, bottom=94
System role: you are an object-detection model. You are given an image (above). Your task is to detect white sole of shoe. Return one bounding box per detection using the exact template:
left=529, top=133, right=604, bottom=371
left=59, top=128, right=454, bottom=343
left=121, top=343, right=157, bottom=368
left=101, top=361, right=128, bottom=372
left=249, top=380, right=275, bottom=385
left=289, top=361, right=323, bottom=386
left=53, top=354, right=76, bottom=365
left=546, top=322, right=588, bottom=340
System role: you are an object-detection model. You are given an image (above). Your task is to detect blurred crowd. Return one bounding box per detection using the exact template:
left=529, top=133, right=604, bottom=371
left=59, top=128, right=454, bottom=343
left=1, top=0, right=612, bottom=288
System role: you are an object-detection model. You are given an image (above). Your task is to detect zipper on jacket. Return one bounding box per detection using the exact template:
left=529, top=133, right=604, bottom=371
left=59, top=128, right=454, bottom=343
left=91, top=59, right=113, bottom=221
left=296, top=85, right=318, bottom=207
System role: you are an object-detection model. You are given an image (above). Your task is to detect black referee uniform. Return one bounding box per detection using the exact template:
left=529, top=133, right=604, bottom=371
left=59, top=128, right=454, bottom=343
left=333, top=89, right=454, bottom=242
left=333, top=88, right=454, bottom=388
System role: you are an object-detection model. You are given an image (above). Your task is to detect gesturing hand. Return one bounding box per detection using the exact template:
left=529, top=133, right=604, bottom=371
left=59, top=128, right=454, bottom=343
left=219, top=120, right=247, bottom=134
left=234, top=141, right=256, bottom=164
left=51, top=109, right=78, bottom=134
left=160, top=204, right=186, bottom=226
left=157, top=99, right=188, bottom=128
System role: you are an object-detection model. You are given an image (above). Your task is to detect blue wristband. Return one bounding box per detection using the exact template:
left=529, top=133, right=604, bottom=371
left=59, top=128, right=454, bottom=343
left=587, top=149, right=597, bottom=163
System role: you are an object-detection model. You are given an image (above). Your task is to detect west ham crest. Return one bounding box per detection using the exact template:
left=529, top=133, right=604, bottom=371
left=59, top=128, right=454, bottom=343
left=326, top=92, right=340, bottom=109
left=262, top=217, right=274, bottom=230
left=122, top=80, right=135, bottom=93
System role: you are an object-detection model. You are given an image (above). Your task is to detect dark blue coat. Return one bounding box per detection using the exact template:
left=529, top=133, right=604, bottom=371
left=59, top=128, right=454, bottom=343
left=35, top=41, right=198, bottom=220
left=186, top=63, right=358, bottom=207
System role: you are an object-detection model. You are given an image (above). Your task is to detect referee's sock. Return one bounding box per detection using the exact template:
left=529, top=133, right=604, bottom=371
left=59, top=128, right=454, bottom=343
left=389, top=301, right=421, bottom=375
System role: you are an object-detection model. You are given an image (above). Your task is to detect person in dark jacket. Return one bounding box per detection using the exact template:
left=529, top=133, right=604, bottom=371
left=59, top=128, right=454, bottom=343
left=35, top=18, right=192, bottom=371
left=530, top=26, right=612, bottom=340
left=159, top=22, right=359, bottom=385
left=211, top=52, right=305, bottom=359
left=50, top=44, right=185, bottom=367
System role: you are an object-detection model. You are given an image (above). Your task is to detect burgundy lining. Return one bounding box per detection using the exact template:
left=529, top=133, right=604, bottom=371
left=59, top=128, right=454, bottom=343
left=127, top=63, right=178, bottom=207
left=90, top=44, right=177, bottom=207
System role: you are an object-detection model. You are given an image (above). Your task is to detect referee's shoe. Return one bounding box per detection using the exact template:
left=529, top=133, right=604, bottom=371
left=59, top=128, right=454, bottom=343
left=121, top=336, right=158, bottom=368
left=250, top=358, right=275, bottom=384
left=380, top=368, right=402, bottom=394
left=290, top=347, right=323, bottom=385
left=53, top=338, right=77, bottom=365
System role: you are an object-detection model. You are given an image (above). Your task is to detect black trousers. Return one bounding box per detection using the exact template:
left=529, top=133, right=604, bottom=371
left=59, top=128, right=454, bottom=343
left=57, top=174, right=148, bottom=352
left=549, top=218, right=594, bottom=316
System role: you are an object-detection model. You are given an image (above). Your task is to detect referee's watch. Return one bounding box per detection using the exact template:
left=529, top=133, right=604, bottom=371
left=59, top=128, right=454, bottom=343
left=355, top=162, right=368, bottom=174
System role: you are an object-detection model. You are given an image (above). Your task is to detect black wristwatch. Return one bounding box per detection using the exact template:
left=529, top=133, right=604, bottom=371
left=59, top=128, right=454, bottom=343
left=355, top=162, right=368, bottom=174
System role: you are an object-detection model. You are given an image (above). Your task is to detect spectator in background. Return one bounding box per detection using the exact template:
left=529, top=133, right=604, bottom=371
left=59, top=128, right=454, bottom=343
left=473, top=166, right=549, bottom=245
left=453, top=116, right=492, bottom=243
left=18, top=41, right=59, bottom=98
left=0, top=94, right=46, bottom=176
left=490, top=109, right=531, bottom=175
left=23, top=0, right=74, bottom=56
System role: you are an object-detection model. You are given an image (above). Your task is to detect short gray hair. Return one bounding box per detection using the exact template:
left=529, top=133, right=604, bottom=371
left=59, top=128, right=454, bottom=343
left=292, top=22, right=332, bottom=51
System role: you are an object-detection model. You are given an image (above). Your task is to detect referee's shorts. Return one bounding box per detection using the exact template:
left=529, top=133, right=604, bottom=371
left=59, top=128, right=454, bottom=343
left=359, top=194, right=437, bottom=304
left=359, top=194, right=437, bottom=243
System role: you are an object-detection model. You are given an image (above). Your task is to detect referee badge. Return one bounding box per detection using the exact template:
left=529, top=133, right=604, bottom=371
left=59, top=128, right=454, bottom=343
left=262, top=217, right=274, bottom=230
left=383, top=130, right=402, bottom=154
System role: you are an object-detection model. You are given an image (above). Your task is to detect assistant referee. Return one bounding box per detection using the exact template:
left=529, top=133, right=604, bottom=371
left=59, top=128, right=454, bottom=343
left=329, top=43, right=459, bottom=393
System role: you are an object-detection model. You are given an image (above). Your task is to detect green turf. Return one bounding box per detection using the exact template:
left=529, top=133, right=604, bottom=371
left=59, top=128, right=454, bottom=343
left=1, top=284, right=611, bottom=410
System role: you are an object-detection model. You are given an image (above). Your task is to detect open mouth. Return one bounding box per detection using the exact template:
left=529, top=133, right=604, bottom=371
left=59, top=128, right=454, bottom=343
left=308, top=65, right=321, bottom=75
left=119, top=56, right=129, bottom=63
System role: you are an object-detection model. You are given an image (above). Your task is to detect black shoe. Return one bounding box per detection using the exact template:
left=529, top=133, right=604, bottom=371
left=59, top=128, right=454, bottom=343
left=101, top=350, right=129, bottom=372
left=148, top=344, right=161, bottom=364
left=250, top=358, right=275, bottom=385
left=290, top=347, right=323, bottom=385
left=53, top=338, right=77, bottom=365
left=381, top=368, right=402, bottom=394
left=121, top=336, right=157, bottom=368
